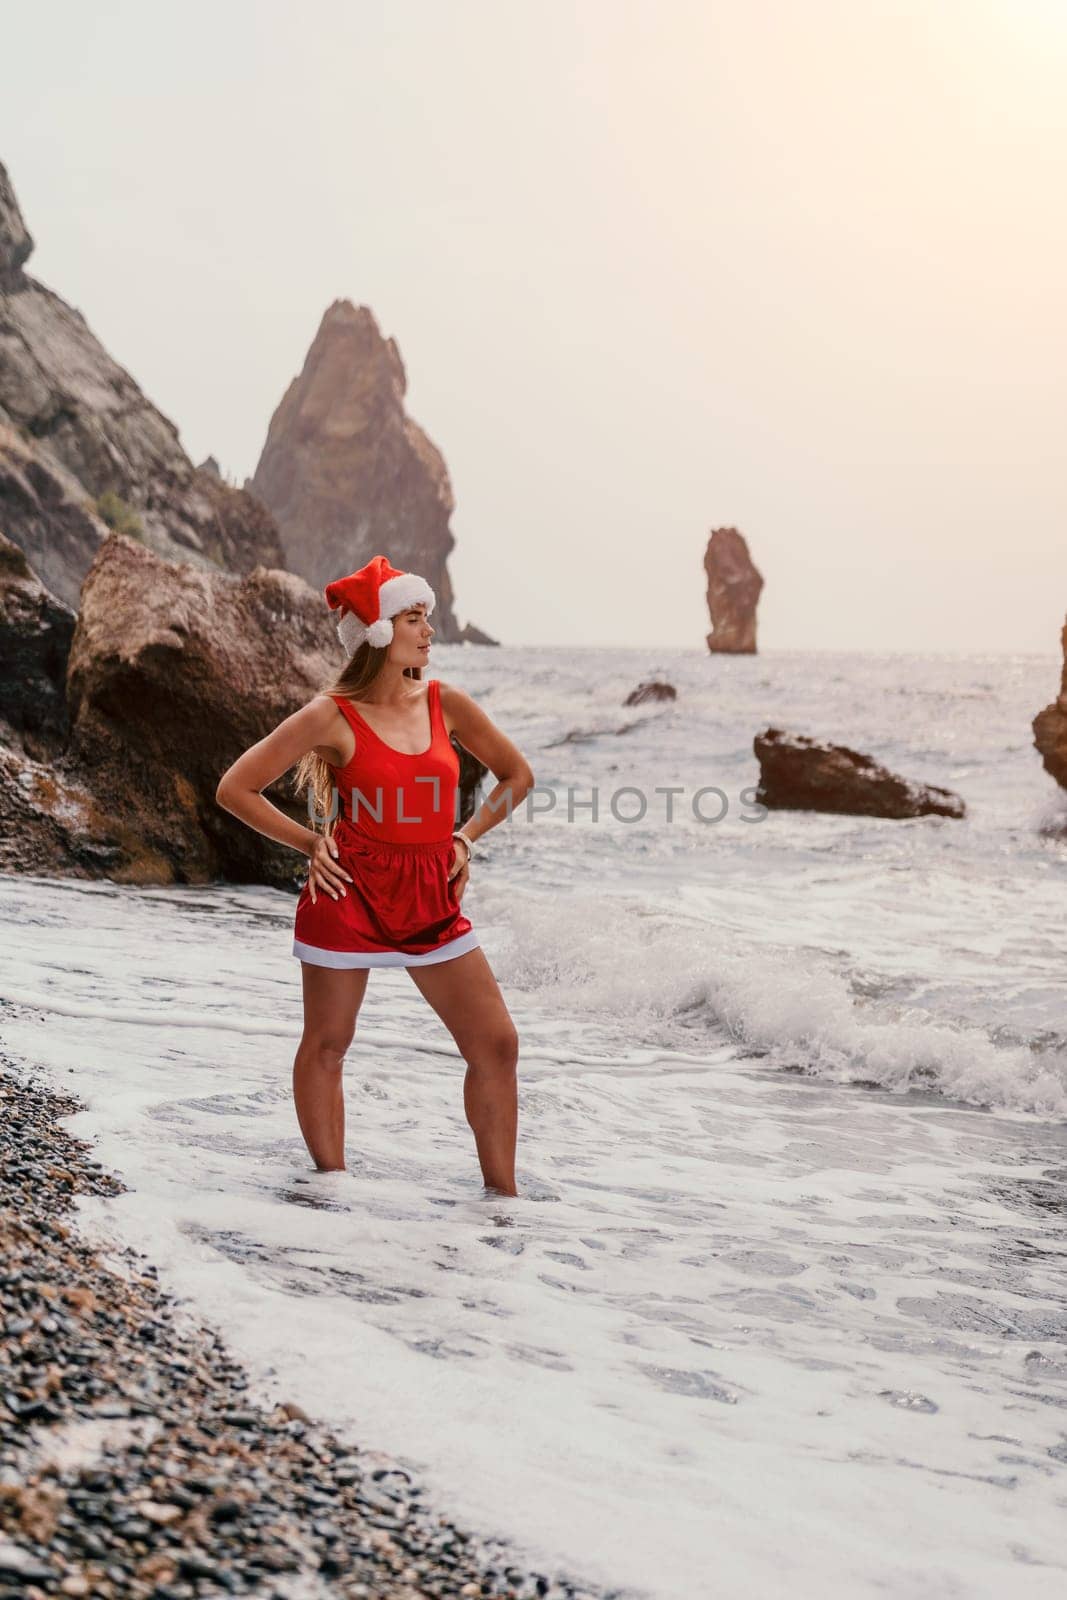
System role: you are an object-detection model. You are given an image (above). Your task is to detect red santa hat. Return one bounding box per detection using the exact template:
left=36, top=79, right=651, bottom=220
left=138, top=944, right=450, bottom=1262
left=324, top=554, right=436, bottom=657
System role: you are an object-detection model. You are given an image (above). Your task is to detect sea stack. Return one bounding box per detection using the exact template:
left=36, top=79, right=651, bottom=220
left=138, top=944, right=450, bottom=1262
left=250, top=300, right=475, bottom=640
left=704, top=526, right=763, bottom=654
left=1033, top=616, right=1067, bottom=790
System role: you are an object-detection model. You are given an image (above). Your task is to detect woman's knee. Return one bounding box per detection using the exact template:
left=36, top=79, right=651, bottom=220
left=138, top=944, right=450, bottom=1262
left=298, top=1028, right=355, bottom=1071
left=467, top=1020, right=519, bottom=1073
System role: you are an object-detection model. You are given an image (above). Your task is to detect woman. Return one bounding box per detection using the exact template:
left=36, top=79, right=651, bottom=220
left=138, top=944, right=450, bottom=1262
left=215, top=554, right=535, bottom=1198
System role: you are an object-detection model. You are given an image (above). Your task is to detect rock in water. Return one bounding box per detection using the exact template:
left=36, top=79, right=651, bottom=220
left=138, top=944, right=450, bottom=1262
left=1033, top=616, right=1067, bottom=790
left=754, top=728, right=966, bottom=819
left=249, top=299, right=470, bottom=638
left=0, top=158, right=284, bottom=608
left=457, top=619, right=500, bottom=646
left=704, top=526, right=763, bottom=654
left=623, top=680, right=676, bottom=706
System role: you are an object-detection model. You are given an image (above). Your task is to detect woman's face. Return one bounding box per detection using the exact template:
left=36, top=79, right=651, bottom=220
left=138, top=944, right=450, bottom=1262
left=390, top=603, right=434, bottom=665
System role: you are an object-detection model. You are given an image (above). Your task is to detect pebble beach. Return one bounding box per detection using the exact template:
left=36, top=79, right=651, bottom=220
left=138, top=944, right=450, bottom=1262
left=0, top=1057, right=608, bottom=1600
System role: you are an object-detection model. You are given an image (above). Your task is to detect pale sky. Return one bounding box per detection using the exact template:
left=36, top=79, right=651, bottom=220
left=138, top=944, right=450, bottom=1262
left=4, top=0, right=1065, bottom=651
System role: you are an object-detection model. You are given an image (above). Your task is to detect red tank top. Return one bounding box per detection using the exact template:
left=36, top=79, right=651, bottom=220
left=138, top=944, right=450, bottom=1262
left=327, top=678, right=459, bottom=844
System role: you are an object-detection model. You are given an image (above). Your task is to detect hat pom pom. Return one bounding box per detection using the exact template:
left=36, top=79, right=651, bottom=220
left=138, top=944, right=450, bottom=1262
left=366, top=617, right=394, bottom=648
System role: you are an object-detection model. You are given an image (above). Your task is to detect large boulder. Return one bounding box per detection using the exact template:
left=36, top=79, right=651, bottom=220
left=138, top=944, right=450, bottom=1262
left=0, top=738, right=128, bottom=879
left=704, top=526, right=763, bottom=654
left=249, top=299, right=487, bottom=641
left=754, top=728, right=965, bottom=819
left=59, top=534, right=340, bottom=886
left=0, top=159, right=285, bottom=608
left=1033, top=617, right=1067, bottom=790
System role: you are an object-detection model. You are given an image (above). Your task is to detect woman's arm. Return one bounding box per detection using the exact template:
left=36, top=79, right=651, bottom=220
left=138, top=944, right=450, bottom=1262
left=440, top=683, right=536, bottom=847
left=215, top=696, right=343, bottom=858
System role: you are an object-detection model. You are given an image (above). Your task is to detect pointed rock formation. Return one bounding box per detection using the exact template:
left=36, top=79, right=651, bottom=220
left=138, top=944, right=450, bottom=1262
left=704, top=527, right=763, bottom=654
left=0, top=159, right=284, bottom=609
left=457, top=619, right=499, bottom=646
left=250, top=299, right=478, bottom=641
left=1033, top=617, right=1067, bottom=790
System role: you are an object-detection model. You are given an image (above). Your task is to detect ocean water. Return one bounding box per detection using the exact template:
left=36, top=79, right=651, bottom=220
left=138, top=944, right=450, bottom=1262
left=2, top=645, right=1067, bottom=1600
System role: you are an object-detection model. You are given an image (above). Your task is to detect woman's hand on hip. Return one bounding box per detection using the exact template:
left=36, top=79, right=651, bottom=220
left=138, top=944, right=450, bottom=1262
left=306, top=835, right=353, bottom=905
left=448, top=843, right=470, bottom=902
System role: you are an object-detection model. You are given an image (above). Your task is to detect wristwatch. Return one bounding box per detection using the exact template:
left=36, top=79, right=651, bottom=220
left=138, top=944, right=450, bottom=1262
left=452, top=830, right=474, bottom=864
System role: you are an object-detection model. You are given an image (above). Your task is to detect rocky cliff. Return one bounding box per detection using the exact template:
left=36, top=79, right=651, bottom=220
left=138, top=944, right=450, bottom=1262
left=250, top=299, right=490, bottom=643
left=0, top=160, right=284, bottom=610
left=704, top=526, right=763, bottom=654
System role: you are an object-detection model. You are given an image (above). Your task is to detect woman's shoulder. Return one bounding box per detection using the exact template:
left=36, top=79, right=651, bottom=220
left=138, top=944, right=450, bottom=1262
left=436, top=680, right=475, bottom=708
left=437, top=680, right=490, bottom=740
left=303, top=691, right=347, bottom=719
left=311, top=691, right=352, bottom=717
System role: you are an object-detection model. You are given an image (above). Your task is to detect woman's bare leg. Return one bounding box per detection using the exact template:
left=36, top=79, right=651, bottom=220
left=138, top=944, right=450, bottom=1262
left=406, top=946, right=519, bottom=1196
left=293, top=963, right=369, bottom=1171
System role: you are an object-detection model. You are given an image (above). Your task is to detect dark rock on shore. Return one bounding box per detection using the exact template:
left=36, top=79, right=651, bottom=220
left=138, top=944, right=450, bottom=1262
left=0, top=530, right=74, bottom=757
left=0, top=1051, right=606, bottom=1600
left=0, top=531, right=339, bottom=885
left=0, top=159, right=284, bottom=610
left=754, top=728, right=966, bottom=819
left=1033, top=616, right=1067, bottom=791
left=57, top=533, right=340, bottom=887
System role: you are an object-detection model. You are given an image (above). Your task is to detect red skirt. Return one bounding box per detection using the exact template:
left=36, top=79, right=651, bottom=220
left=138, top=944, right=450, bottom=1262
left=292, top=823, right=478, bottom=968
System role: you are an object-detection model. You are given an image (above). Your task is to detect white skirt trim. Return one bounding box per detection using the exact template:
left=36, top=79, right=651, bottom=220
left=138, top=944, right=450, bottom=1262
left=292, top=930, right=481, bottom=969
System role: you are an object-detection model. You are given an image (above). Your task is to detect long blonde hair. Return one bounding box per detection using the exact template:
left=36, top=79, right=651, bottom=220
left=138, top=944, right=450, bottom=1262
left=291, top=642, right=423, bottom=839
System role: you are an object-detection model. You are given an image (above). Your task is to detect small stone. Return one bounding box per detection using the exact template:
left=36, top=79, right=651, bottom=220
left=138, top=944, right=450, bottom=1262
left=207, top=1497, right=242, bottom=1523
left=276, top=1400, right=310, bottom=1422
left=139, top=1502, right=183, bottom=1526
left=0, top=1538, right=53, bottom=1581
left=177, top=1549, right=219, bottom=1579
